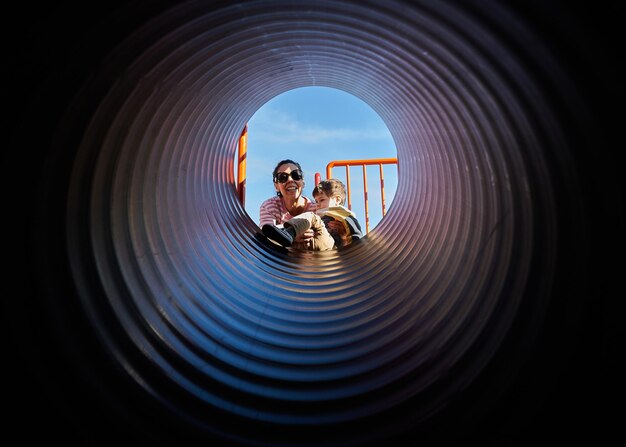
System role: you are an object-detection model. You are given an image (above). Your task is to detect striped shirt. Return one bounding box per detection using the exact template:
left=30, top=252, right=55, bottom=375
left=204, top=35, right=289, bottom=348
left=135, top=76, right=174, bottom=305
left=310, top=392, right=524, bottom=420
left=259, top=196, right=317, bottom=227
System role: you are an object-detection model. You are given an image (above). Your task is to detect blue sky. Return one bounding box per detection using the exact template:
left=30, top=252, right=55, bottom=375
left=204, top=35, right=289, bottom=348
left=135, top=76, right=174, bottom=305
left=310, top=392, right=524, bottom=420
left=237, top=86, right=397, bottom=233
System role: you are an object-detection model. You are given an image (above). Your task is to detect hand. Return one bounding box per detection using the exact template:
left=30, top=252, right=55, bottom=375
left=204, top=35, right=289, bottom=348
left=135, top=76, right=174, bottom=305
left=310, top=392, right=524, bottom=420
left=294, top=229, right=315, bottom=242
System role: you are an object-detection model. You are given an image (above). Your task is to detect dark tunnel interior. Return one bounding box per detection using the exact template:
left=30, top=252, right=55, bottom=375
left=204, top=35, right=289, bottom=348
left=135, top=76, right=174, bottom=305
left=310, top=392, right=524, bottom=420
left=3, top=1, right=624, bottom=446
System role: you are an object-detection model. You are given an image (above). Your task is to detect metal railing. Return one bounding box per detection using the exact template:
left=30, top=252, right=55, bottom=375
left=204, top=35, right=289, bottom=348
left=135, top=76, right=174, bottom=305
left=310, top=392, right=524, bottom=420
left=236, top=125, right=248, bottom=206
left=323, top=158, right=398, bottom=233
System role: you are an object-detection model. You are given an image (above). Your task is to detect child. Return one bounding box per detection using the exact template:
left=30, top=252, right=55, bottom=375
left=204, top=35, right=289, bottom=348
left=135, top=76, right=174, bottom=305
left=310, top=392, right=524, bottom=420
left=262, top=178, right=363, bottom=250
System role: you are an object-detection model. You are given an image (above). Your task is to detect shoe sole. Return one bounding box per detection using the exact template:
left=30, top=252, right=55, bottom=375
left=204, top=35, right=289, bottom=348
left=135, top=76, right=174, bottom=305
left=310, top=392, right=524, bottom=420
left=262, top=225, right=293, bottom=247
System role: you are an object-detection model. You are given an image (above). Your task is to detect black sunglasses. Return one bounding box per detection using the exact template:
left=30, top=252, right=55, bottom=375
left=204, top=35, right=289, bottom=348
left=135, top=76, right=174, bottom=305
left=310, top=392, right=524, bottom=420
left=275, top=169, right=304, bottom=183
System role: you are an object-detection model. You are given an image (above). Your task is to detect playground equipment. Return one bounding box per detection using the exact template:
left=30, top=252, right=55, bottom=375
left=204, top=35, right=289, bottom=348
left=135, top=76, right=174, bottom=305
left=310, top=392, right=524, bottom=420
left=9, top=1, right=620, bottom=446
left=325, top=158, right=398, bottom=233
left=236, top=125, right=248, bottom=207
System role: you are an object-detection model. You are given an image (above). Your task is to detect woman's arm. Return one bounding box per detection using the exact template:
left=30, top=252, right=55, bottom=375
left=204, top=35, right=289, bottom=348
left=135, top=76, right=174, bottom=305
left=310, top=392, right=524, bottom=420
left=259, top=197, right=282, bottom=227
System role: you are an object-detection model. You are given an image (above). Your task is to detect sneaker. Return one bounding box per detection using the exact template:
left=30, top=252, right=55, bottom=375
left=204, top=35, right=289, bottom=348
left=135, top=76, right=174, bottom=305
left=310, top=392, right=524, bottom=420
left=262, top=224, right=295, bottom=247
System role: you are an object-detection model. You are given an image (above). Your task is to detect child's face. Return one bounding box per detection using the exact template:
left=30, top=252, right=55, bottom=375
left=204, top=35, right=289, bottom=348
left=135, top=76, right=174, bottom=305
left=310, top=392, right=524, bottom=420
left=315, top=192, right=341, bottom=208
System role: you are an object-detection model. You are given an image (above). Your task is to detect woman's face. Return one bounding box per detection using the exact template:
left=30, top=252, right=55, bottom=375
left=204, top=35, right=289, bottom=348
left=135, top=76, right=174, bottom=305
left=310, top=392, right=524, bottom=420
left=274, top=163, right=304, bottom=201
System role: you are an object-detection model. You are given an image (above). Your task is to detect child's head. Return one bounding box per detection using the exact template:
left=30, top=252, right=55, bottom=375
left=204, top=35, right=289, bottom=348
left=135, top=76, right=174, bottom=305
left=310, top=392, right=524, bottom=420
left=312, top=178, right=346, bottom=208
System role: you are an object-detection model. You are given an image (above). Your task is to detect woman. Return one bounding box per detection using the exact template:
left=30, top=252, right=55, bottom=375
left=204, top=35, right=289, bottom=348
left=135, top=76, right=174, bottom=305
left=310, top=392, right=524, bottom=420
left=259, top=159, right=317, bottom=245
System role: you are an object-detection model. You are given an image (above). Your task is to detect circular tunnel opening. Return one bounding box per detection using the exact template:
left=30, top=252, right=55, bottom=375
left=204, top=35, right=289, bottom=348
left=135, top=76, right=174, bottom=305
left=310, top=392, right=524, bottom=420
left=8, top=1, right=622, bottom=446
left=237, top=86, right=398, bottom=234
left=66, top=0, right=556, bottom=440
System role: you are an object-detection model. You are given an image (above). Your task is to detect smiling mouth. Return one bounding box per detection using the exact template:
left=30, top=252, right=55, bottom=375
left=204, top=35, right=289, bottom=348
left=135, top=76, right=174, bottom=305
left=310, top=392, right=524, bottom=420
left=285, top=185, right=298, bottom=192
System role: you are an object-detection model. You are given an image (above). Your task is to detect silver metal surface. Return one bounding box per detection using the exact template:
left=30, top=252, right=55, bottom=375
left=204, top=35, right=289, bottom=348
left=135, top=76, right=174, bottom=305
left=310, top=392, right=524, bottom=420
left=9, top=0, right=620, bottom=445
left=68, top=0, right=562, bottom=441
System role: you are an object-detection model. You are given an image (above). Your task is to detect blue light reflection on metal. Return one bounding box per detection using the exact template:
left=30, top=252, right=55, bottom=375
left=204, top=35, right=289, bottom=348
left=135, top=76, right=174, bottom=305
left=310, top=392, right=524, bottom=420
left=52, top=0, right=600, bottom=444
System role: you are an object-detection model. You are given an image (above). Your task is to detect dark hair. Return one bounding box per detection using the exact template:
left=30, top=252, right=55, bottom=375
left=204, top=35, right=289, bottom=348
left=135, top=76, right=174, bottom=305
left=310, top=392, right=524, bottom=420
left=272, top=159, right=303, bottom=183
left=312, top=178, right=346, bottom=205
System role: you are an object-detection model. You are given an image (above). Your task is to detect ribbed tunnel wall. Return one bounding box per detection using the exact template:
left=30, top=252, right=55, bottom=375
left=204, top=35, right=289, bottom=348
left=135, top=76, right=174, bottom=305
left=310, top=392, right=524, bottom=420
left=6, top=1, right=623, bottom=446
